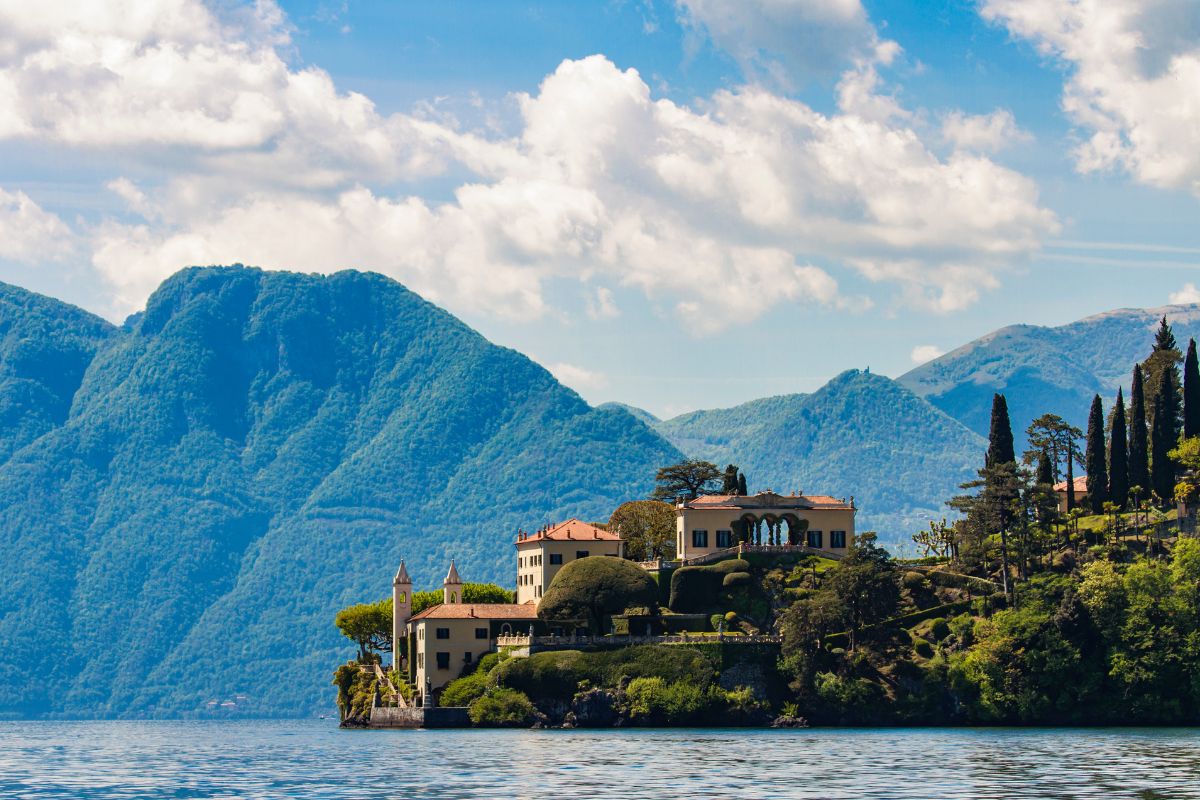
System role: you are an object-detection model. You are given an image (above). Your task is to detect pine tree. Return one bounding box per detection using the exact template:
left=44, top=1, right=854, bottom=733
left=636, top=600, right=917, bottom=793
left=1151, top=389, right=1176, bottom=506
left=736, top=472, right=748, bottom=496
left=1128, top=364, right=1150, bottom=501
left=1085, top=394, right=1108, bottom=514
left=1144, top=316, right=1182, bottom=441
left=1155, top=315, right=1178, bottom=351
left=1184, top=338, right=1200, bottom=439
left=1109, top=388, right=1129, bottom=509
left=987, top=393, right=1016, bottom=466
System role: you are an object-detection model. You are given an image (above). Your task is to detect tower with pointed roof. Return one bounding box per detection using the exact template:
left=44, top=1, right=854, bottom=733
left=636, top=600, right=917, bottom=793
left=443, top=560, right=462, bottom=605
left=392, top=560, right=412, bottom=669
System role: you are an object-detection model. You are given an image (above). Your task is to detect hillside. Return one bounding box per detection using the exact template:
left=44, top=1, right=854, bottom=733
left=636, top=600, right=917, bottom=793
left=898, top=304, right=1200, bottom=447
left=0, top=266, right=680, bottom=719
left=652, top=370, right=986, bottom=543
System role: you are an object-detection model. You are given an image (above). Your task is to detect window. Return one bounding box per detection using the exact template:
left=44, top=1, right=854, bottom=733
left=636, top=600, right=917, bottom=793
left=436, top=652, right=450, bottom=670
left=575, top=550, right=589, bottom=559
left=397, top=591, right=406, bottom=603
left=807, top=530, right=823, bottom=549
left=536, top=585, right=542, bottom=598
left=831, top=530, right=847, bottom=548
left=436, top=627, right=450, bottom=640
left=417, top=654, right=424, bottom=668
left=475, top=627, right=488, bottom=639
left=716, top=530, right=733, bottom=548
left=549, top=553, right=563, bottom=565
left=418, top=628, right=424, bottom=640
left=692, top=530, right=708, bottom=548
left=464, top=652, right=473, bottom=663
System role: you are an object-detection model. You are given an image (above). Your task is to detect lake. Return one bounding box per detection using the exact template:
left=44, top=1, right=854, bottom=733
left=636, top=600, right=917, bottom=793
left=1, top=721, right=1198, bottom=799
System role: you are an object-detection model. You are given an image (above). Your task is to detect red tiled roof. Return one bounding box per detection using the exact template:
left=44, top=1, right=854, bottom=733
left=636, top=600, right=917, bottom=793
left=515, top=518, right=622, bottom=545
left=409, top=603, right=539, bottom=622
left=1053, top=476, right=1089, bottom=493
left=681, top=491, right=854, bottom=511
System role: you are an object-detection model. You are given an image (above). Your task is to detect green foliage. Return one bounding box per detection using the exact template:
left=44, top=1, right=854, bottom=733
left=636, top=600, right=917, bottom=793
left=608, top=499, right=676, bottom=561
left=334, top=598, right=393, bottom=661
left=538, top=556, right=659, bottom=633
left=669, top=559, right=750, bottom=612
left=467, top=688, right=536, bottom=727
left=625, top=676, right=720, bottom=724
left=0, top=266, right=681, bottom=718
left=1085, top=394, right=1108, bottom=513
left=722, top=571, right=752, bottom=588
left=650, top=458, right=722, bottom=502
left=440, top=669, right=493, bottom=707
left=411, top=583, right=515, bottom=615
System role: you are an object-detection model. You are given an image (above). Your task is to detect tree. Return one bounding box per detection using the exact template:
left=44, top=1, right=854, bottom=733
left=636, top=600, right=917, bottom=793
left=651, top=459, right=721, bottom=502
left=411, top=583, right=514, bottom=615
left=609, top=499, right=676, bottom=561
left=1143, top=315, right=1182, bottom=445
left=822, top=533, right=899, bottom=651
left=537, top=556, right=659, bottom=633
left=912, top=518, right=957, bottom=559
left=1085, top=394, right=1108, bottom=514
left=1025, top=414, right=1083, bottom=511
left=1109, top=388, right=1129, bottom=510
left=1151, top=388, right=1177, bottom=506
left=1036, top=449, right=1054, bottom=486
left=334, top=598, right=393, bottom=662
left=1129, top=364, right=1150, bottom=497
left=1185, top=338, right=1200, bottom=439
left=722, top=464, right=740, bottom=494
left=987, top=393, right=1016, bottom=467
left=737, top=472, right=748, bottom=496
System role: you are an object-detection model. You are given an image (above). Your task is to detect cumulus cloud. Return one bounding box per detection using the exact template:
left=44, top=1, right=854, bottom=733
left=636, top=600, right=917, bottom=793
left=0, top=188, right=76, bottom=263
left=1170, top=283, right=1200, bottom=305
left=910, top=344, right=946, bottom=364
left=676, top=0, right=878, bottom=86
left=1, top=0, right=1058, bottom=330
left=547, top=362, right=609, bottom=393
left=982, top=0, right=1200, bottom=194
left=941, top=109, right=1032, bottom=153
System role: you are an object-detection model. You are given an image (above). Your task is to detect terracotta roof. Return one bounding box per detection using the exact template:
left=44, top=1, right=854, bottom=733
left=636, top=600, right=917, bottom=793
left=680, top=491, right=854, bottom=511
left=515, top=518, right=622, bottom=545
left=1053, top=476, right=1089, bottom=493
left=410, top=603, right=538, bottom=622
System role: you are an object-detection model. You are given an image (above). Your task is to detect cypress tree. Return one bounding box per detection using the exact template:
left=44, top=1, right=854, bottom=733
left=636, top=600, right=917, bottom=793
left=1185, top=338, right=1200, bottom=439
left=1109, top=388, right=1129, bottom=509
left=1036, top=449, right=1054, bottom=486
left=986, top=393, right=1016, bottom=466
left=1144, top=316, right=1182, bottom=441
left=722, top=464, right=739, bottom=494
left=1128, top=364, right=1150, bottom=500
left=736, top=472, right=748, bottom=496
left=1085, top=394, right=1108, bottom=514
left=1154, top=315, right=1178, bottom=352
left=1151, top=389, right=1176, bottom=505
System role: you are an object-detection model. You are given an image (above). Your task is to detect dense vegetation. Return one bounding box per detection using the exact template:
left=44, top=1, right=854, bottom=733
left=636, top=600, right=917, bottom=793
left=0, top=267, right=680, bottom=718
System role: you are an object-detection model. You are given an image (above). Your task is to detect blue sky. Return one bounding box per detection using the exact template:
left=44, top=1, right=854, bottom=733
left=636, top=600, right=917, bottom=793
left=1, top=0, right=1198, bottom=417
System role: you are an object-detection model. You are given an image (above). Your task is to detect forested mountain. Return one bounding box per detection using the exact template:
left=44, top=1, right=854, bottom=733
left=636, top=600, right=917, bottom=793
left=651, top=370, right=987, bottom=541
left=0, top=267, right=679, bottom=718
left=898, top=305, right=1200, bottom=449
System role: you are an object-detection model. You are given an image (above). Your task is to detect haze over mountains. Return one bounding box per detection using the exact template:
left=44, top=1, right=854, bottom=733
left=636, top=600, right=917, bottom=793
left=0, top=265, right=1195, bottom=719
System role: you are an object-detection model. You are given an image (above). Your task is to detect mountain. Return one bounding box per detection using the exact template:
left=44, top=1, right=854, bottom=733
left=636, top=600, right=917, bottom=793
left=0, top=266, right=680, bottom=719
left=652, top=370, right=986, bottom=542
left=897, top=304, right=1200, bottom=449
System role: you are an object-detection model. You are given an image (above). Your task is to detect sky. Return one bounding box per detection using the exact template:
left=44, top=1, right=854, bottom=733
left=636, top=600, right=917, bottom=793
left=1, top=0, right=1199, bottom=418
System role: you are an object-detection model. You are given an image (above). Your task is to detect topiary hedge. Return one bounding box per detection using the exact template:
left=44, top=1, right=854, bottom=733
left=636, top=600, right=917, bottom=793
left=539, top=556, right=659, bottom=632
left=669, top=559, right=750, bottom=612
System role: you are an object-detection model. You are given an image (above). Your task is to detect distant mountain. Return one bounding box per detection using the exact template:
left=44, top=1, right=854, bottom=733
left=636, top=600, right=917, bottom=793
left=652, top=370, right=986, bottom=543
left=0, top=266, right=680, bottom=719
left=597, top=401, right=660, bottom=427
left=897, top=304, right=1200, bottom=449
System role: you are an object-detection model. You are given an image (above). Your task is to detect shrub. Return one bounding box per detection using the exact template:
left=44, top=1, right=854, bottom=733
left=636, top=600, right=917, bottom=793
left=724, top=611, right=738, bottom=624
left=625, top=676, right=717, bottom=724
left=709, top=613, right=725, bottom=631
left=911, top=635, right=934, bottom=659
left=468, top=688, right=536, bottom=727
left=722, top=571, right=752, bottom=588
left=902, top=571, right=927, bottom=590
left=539, top=557, right=659, bottom=632
left=669, top=559, right=750, bottom=612
left=948, top=613, right=975, bottom=647
left=928, top=617, right=951, bottom=641
left=440, top=669, right=492, bottom=707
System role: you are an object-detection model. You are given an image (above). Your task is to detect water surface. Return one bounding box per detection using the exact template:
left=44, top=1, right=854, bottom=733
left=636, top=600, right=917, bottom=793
left=1, top=721, right=1198, bottom=799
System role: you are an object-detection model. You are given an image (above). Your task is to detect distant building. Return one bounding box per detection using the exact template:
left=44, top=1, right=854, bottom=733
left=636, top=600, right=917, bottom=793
left=514, top=519, right=624, bottom=604
left=1053, top=476, right=1089, bottom=514
left=675, top=491, right=855, bottom=560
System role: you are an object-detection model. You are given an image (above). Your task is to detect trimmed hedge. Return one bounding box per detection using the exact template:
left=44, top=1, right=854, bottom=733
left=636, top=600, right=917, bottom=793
left=669, top=559, right=750, bottom=612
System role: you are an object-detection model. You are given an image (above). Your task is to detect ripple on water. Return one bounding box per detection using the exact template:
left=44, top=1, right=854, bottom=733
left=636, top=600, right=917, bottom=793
left=0, top=722, right=1198, bottom=799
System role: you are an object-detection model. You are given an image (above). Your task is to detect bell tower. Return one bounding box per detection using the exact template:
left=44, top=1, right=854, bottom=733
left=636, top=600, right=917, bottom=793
left=443, top=560, right=462, bottom=604
left=392, top=560, right=412, bottom=669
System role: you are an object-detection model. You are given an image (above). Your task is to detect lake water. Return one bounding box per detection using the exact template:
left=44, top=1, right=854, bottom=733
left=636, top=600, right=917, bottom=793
left=0, top=721, right=1198, bottom=799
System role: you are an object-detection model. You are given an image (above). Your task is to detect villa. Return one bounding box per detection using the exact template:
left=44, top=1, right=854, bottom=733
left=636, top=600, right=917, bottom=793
left=1053, top=476, right=1089, bottom=514
left=389, top=490, right=856, bottom=706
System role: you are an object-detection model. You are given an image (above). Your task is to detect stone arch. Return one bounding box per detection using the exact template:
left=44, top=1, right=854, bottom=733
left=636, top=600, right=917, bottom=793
left=781, top=514, right=808, bottom=546
left=761, top=513, right=782, bottom=545
left=735, top=514, right=760, bottom=545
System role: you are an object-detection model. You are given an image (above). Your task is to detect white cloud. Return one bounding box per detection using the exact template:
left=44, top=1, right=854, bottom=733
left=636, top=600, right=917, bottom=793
left=0, top=1, right=1058, bottom=330
left=941, top=109, right=1032, bottom=153
left=547, top=362, right=609, bottom=393
left=0, top=188, right=75, bottom=263
left=982, top=0, right=1200, bottom=194
left=676, top=0, right=877, bottom=86
left=910, top=344, right=946, bottom=364
left=1170, top=283, right=1200, bottom=305
left=586, top=287, right=620, bottom=320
